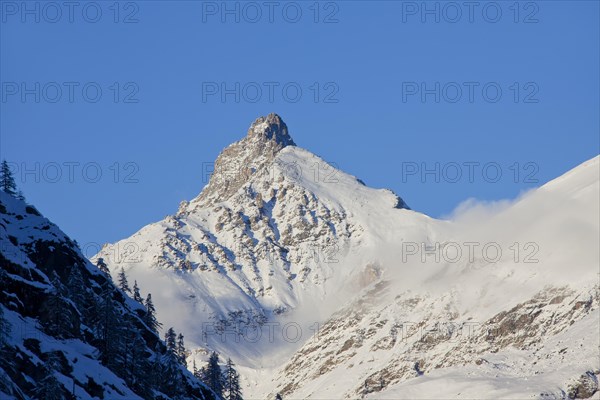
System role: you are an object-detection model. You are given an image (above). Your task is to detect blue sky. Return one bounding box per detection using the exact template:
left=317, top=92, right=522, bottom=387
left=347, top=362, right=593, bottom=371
left=1, top=1, right=598, bottom=252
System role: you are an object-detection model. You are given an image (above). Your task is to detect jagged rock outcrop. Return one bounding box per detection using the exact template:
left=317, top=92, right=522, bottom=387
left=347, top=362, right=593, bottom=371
left=197, top=113, right=295, bottom=204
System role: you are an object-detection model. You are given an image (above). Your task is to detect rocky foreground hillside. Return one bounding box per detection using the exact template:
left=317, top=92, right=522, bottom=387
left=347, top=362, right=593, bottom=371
left=0, top=192, right=216, bottom=400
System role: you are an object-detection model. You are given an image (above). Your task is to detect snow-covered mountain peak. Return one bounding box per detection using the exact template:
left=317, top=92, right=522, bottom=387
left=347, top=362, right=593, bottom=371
left=192, top=113, right=408, bottom=214
left=91, top=111, right=599, bottom=399
left=95, top=114, right=424, bottom=367
left=196, top=113, right=295, bottom=205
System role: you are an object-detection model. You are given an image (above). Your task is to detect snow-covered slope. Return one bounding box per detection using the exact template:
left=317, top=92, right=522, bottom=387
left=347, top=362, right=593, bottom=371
left=0, top=192, right=215, bottom=400
left=265, top=154, right=599, bottom=399
left=94, top=114, right=599, bottom=399
left=93, top=114, right=438, bottom=362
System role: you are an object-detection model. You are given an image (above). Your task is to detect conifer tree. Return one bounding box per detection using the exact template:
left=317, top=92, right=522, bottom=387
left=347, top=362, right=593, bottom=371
left=40, top=291, right=76, bottom=339
left=94, top=277, right=125, bottom=370
left=0, top=160, right=16, bottom=196
left=40, top=275, right=78, bottom=339
left=33, top=354, right=65, bottom=400
left=177, top=332, right=187, bottom=367
left=144, top=294, right=161, bottom=333
left=117, top=267, right=131, bottom=293
left=66, top=265, right=86, bottom=309
left=222, top=357, right=243, bottom=400
left=122, top=316, right=153, bottom=398
left=165, top=327, right=177, bottom=352
left=160, top=327, right=183, bottom=397
left=203, top=351, right=224, bottom=398
left=150, top=343, right=164, bottom=385
left=132, top=280, right=143, bottom=303
left=33, top=371, right=63, bottom=400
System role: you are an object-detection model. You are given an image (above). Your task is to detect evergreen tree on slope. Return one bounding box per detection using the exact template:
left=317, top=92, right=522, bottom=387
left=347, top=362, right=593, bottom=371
left=177, top=332, right=188, bottom=367
left=0, top=161, right=16, bottom=196
left=203, top=351, right=224, bottom=398
left=132, top=280, right=143, bottom=303
left=117, top=267, right=131, bottom=294
left=223, top=357, right=243, bottom=400
left=144, top=293, right=162, bottom=333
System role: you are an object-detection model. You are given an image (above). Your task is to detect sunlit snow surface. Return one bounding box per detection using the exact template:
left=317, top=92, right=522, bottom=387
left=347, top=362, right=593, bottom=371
left=95, top=140, right=599, bottom=399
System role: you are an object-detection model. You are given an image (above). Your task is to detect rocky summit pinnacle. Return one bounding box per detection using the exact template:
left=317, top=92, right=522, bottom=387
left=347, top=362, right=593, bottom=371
left=195, top=113, right=294, bottom=204
left=247, top=113, right=295, bottom=147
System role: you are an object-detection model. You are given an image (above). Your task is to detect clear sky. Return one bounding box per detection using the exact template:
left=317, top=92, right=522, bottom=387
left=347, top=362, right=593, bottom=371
left=1, top=1, right=598, bottom=253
